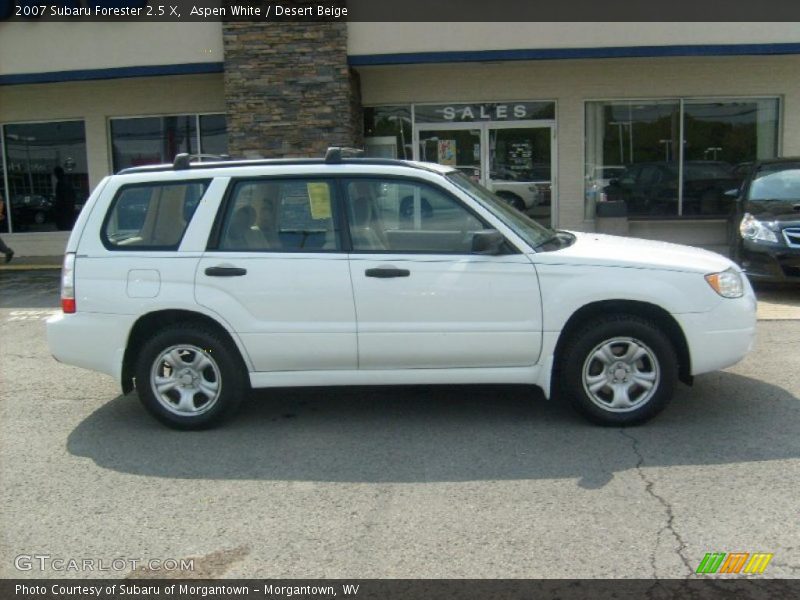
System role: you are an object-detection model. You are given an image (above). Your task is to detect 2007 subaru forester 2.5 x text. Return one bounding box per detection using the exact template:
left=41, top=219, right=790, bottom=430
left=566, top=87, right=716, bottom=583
left=47, top=149, right=757, bottom=429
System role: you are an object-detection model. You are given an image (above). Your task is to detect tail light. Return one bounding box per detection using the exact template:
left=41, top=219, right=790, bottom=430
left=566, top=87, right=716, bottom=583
left=61, top=252, right=76, bottom=313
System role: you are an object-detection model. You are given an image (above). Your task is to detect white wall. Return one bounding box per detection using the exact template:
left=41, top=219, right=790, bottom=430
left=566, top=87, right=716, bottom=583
left=0, top=22, right=224, bottom=76
left=348, top=22, right=800, bottom=56
left=358, top=54, right=800, bottom=230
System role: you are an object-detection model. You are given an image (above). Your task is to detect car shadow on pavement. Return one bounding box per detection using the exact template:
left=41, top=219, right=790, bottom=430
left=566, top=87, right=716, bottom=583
left=67, top=372, right=800, bottom=485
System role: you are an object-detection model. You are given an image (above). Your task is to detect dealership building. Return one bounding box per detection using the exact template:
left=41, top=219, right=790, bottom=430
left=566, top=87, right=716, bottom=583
left=1, top=21, right=798, bottom=256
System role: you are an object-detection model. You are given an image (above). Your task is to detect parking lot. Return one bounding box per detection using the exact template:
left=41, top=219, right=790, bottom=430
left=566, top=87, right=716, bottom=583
left=0, top=269, right=799, bottom=579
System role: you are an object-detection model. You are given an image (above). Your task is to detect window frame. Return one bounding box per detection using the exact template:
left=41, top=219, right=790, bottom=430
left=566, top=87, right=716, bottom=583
left=207, top=175, right=346, bottom=254
left=100, top=179, right=211, bottom=252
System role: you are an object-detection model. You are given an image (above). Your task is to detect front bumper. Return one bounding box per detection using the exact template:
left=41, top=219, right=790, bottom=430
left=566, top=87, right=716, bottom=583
left=674, top=283, right=757, bottom=376
left=740, top=240, right=800, bottom=283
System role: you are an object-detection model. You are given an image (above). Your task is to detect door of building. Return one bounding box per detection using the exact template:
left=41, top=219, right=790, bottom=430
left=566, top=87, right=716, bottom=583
left=415, top=121, right=556, bottom=227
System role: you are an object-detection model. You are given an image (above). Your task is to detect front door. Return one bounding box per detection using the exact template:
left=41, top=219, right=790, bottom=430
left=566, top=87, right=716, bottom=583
left=195, top=177, right=357, bottom=372
left=340, top=176, right=542, bottom=370
left=415, top=121, right=556, bottom=227
left=488, top=124, right=555, bottom=227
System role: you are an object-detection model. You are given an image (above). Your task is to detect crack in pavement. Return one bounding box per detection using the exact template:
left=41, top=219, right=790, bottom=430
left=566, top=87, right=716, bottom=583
left=619, top=428, right=695, bottom=579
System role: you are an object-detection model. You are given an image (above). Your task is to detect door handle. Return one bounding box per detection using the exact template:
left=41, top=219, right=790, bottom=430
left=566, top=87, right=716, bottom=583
left=205, top=266, right=247, bottom=277
left=365, top=267, right=410, bottom=278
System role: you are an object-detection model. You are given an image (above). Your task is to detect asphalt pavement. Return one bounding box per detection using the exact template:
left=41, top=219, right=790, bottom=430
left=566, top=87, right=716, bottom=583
left=0, top=269, right=798, bottom=580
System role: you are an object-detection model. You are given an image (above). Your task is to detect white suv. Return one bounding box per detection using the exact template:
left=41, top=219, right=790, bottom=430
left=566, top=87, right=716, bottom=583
left=47, top=149, right=757, bottom=429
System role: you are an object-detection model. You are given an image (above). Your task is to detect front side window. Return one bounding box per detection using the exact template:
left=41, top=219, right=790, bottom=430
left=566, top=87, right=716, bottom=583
left=103, top=181, right=208, bottom=250
left=447, top=172, right=554, bottom=250
left=218, top=179, right=340, bottom=252
left=343, top=178, right=488, bottom=253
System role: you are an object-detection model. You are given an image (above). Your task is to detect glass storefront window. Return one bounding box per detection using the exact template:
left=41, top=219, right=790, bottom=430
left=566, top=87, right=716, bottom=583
left=199, top=114, right=229, bottom=157
left=1, top=120, right=89, bottom=233
left=682, top=99, right=778, bottom=215
left=110, top=113, right=228, bottom=172
left=110, top=116, right=197, bottom=172
left=585, top=98, right=779, bottom=219
left=0, top=151, right=8, bottom=235
left=363, top=106, right=412, bottom=159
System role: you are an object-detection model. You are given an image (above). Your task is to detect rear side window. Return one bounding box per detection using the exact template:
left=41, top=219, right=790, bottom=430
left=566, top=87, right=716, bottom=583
left=102, top=181, right=209, bottom=250
left=216, top=179, right=340, bottom=252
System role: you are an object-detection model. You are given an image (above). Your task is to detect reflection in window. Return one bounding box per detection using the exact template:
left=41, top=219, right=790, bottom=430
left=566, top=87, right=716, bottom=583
left=585, top=99, right=779, bottom=219
left=219, top=180, right=340, bottom=252
left=363, top=106, right=412, bottom=159
left=1, top=120, right=88, bottom=233
left=344, top=178, right=487, bottom=253
left=103, top=181, right=208, bottom=250
left=750, top=167, right=800, bottom=201
left=199, top=114, right=228, bottom=157
left=110, top=114, right=228, bottom=172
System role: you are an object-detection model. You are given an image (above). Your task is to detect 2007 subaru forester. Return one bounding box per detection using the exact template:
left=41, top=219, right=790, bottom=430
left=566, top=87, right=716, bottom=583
left=47, top=149, right=757, bottom=429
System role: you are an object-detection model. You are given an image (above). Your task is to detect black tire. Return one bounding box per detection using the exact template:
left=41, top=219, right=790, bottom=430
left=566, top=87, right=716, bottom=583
left=135, top=323, right=246, bottom=430
left=559, top=315, right=678, bottom=426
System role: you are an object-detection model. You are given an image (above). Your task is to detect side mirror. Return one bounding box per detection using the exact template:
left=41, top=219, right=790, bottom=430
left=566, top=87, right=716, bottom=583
left=472, top=229, right=505, bottom=255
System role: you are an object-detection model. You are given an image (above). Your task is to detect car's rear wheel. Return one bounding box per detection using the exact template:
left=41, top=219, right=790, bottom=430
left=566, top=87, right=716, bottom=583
left=135, top=324, right=245, bottom=429
left=560, top=315, right=677, bottom=425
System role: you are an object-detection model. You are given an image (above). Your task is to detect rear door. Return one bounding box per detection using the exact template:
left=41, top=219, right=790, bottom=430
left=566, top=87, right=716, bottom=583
left=342, top=177, right=542, bottom=370
left=195, top=177, right=357, bottom=371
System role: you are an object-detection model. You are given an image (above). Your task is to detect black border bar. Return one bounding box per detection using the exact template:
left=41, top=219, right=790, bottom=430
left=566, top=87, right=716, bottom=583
left=4, top=579, right=800, bottom=600
left=3, top=0, right=800, bottom=21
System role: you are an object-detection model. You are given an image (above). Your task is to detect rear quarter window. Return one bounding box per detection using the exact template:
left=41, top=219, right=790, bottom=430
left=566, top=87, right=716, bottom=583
left=102, top=181, right=209, bottom=250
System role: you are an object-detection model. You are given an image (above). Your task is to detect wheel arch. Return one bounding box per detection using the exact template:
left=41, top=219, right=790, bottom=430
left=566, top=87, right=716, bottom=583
left=121, top=309, right=250, bottom=394
left=552, top=299, right=692, bottom=389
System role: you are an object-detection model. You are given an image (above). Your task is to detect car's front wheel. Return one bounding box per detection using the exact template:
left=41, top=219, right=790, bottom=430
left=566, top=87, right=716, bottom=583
left=559, top=315, right=677, bottom=425
left=135, top=324, right=245, bottom=429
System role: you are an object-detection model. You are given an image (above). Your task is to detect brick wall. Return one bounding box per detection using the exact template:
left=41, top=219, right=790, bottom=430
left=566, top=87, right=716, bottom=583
left=222, top=22, right=362, bottom=158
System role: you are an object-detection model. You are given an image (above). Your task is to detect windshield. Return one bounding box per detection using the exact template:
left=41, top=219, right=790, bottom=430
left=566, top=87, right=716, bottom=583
left=447, top=171, right=555, bottom=249
left=749, top=165, right=800, bottom=201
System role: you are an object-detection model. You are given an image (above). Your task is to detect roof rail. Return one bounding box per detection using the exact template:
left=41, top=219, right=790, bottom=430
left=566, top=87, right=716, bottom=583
left=325, top=147, right=364, bottom=164
left=117, top=150, right=438, bottom=175
left=173, top=153, right=230, bottom=170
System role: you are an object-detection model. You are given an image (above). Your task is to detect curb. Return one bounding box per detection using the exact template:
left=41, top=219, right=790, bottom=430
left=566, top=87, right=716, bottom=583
left=0, top=264, right=61, bottom=271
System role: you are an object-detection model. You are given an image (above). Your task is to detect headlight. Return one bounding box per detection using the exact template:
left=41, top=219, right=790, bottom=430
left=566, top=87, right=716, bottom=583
left=739, top=213, right=778, bottom=243
left=705, top=268, right=744, bottom=298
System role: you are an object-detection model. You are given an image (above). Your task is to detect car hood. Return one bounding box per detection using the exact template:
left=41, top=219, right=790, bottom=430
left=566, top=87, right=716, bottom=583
left=745, top=199, right=800, bottom=223
left=531, top=231, right=734, bottom=274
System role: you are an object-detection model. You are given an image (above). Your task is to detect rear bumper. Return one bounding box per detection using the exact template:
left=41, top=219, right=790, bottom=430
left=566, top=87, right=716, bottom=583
left=674, top=287, right=757, bottom=376
left=47, top=311, right=133, bottom=382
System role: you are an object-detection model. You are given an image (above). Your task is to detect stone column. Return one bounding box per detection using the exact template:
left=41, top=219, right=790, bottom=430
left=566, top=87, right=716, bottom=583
left=222, top=22, right=363, bottom=158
